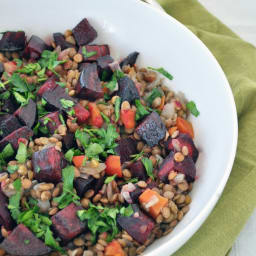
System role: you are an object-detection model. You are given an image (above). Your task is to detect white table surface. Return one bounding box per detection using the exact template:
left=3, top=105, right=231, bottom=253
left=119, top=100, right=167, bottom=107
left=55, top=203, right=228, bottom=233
left=197, top=1, right=256, bottom=256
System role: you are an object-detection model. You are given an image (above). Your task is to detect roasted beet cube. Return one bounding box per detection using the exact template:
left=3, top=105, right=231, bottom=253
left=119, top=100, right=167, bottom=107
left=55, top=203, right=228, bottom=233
left=129, top=160, right=147, bottom=180
left=78, top=45, right=110, bottom=62
left=62, top=132, right=75, bottom=150
left=0, top=62, right=4, bottom=75
left=94, top=176, right=105, bottom=193
left=120, top=51, right=139, bottom=68
left=72, top=18, right=97, bottom=46
left=117, top=204, right=155, bottom=244
left=23, top=35, right=50, bottom=60
left=96, top=55, right=114, bottom=80
left=135, top=112, right=166, bottom=147
left=130, top=187, right=143, bottom=203
left=53, top=32, right=75, bottom=50
left=115, top=138, right=137, bottom=164
left=42, top=86, right=76, bottom=111
left=0, top=190, right=14, bottom=230
left=0, top=224, right=51, bottom=256
left=14, top=99, right=36, bottom=128
left=32, top=146, right=66, bottom=183
left=37, top=76, right=58, bottom=97
left=0, top=114, right=21, bottom=140
left=39, top=111, right=62, bottom=134
left=74, top=176, right=95, bottom=197
left=157, top=151, right=175, bottom=182
left=165, top=133, right=199, bottom=162
left=0, top=126, right=33, bottom=150
left=75, top=63, right=103, bottom=100
left=78, top=62, right=90, bottom=72
left=51, top=203, right=86, bottom=243
left=1, top=96, right=18, bottom=114
left=74, top=103, right=90, bottom=124
left=117, top=76, right=140, bottom=103
left=0, top=31, right=26, bottom=52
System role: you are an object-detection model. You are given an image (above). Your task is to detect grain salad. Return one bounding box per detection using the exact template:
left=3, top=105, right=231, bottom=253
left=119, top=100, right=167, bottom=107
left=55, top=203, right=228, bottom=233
left=0, top=18, right=200, bottom=256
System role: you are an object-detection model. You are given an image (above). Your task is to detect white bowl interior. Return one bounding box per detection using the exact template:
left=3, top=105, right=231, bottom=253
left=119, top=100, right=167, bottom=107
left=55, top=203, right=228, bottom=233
left=0, top=0, right=238, bottom=255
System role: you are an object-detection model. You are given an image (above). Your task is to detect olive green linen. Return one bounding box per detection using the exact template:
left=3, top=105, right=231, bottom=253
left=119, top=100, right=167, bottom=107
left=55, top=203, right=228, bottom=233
left=156, top=0, right=256, bottom=255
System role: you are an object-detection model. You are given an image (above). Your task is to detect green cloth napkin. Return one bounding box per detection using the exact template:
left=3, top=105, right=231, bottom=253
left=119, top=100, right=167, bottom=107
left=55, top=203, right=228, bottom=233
left=155, top=0, right=256, bottom=255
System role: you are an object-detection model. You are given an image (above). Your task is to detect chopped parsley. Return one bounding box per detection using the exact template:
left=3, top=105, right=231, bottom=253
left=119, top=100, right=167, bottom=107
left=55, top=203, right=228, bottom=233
left=135, top=99, right=150, bottom=120
left=82, top=46, right=97, bottom=58
left=56, top=82, right=66, bottom=88
left=8, top=178, right=22, bottom=220
left=105, top=174, right=117, bottom=184
left=104, top=70, right=125, bottom=91
left=15, top=142, right=27, bottom=164
left=24, top=239, right=30, bottom=245
left=148, top=67, right=173, bottom=80
left=120, top=178, right=139, bottom=185
left=7, top=165, right=19, bottom=174
left=119, top=204, right=134, bottom=217
left=100, top=112, right=110, bottom=123
left=146, top=88, right=163, bottom=106
left=0, top=143, right=15, bottom=168
left=114, top=97, right=121, bottom=122
left=60, top=98, right=75, bottom=109
left=130, top=150, right=144, bottom=162
left=64, top=149, right=75, bottom=163
left=141, top=157, right=154, bottom=180
left=186, top=100, right=200, bottom=117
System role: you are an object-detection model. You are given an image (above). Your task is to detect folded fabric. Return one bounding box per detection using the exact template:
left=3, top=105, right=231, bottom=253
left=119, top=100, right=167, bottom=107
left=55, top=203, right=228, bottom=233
left=156, top=0, right=256, bottom=255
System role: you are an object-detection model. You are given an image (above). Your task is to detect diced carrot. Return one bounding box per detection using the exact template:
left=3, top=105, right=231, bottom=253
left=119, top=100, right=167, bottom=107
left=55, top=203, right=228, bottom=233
left=168, top=126, right=178, bottom=136
left=88, top=102, right=104, bottom=128
left=72, top=155, right=86, bottom=168
left=105, top=155, right=122, bottom=177
left=74, top=104, right=90, bottom=124
left=121, top=109, right=136, bottom=129
left=176, top=117, right=194, bottom=139
left=139, top=188, right=168, bottom=219
left=157, top=95, right=165, bottom=111
left=105, top=240, right=125, bottom=256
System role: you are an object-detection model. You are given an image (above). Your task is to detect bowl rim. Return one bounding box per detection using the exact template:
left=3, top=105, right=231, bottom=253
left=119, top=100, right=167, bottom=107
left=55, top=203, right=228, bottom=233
left=132, top=0, right=238, bottom=254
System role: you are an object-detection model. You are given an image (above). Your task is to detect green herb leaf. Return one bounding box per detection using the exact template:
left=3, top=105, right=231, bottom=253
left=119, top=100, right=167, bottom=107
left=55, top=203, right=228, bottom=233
left=114, top=97, right=121, bottom=122
left=17, top=63, right=41, bottom=75
left=24, top=239, right=30, bottom=245
left=100, top=112, right=110, bottom=123
left=104, top=175, right=117, bottom=184
left=16, top=142, right=27, bottom=164
left=120, top=205, right=134, bottom=217
left=148, top=67, right=173, bottom=80
left=82, top=46, right=97, bottom=58
left=186, top=100, right=200, bottom=117
left=1, top=143, right=15, bottom=159
left=65, top=149, right=74, bottom=163
left=135, top=99, right=150, bottom=120
left=56, top=82, right=66, bottom=88
left=59, top=114, right=66, bottom=125
left=60, top=98, right=75, bottom=109
left=146, top=88, right=163, bottom=106
left=86, top=143, right=104, bottom=159
left=8, top=178, right=22, bottom=220
left=141, top=157, right=154, bottom=180
left=14, top=58, right=23, bottom=67
left=7, top=165, right=19, bottom=174
left=9, top=73, right=30, bottom=93
left=104, top=70, right=125, bottom=91
left=0, top=91, right=10, bottom=100
left=121, top=178, right=139, bottom=185
left=130, top=150, right=144, bottom=162
left=75, top=130, right=90, bottom=150
left=45, top=227, right=63, bottom=252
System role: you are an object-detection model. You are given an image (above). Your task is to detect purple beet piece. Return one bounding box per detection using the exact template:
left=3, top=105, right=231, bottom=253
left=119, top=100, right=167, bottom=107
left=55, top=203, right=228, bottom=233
left=96, top=55, right=114, bottom=80
left=117, top=204, right=155, bottom=244
left=135, top=112, right=166, bottom=147
left=51, top=203, right=86, bottom=243
left=39, top=111, right=62, bottom=134
left=0, top=31, right=26, bottom=52
left=0, top=62, right=4, bottom=75
left=0, top=114, right=21, bottom=140
left=53, top=32, right=76, bottom=50
left=78, top=62, right=91, bottom=72
left=0, top=190, right=14, bottom=230
left=72, top=18, right=97, bottom=46
left=32, top=146, right=66, bottom=183
left=120, top=51, right=139, bottom=68
left=117, top=76, right=140, bottom=103
left=37, top=76, right=58, bottom=97
left=2, top=97, right=17, bottom=114
left=0, top=224, right=51, bottom=256
left=42, top=86, right=77, bottom=111
left=130, top=187, right=143, bottom=203
left=94, top=175, right=104, bottom=193
left=78, top=45, right=110, bottom=62
left=157, top=151, right=175, bottom=182
left=62, top=132, right=75, bottom=150
left=165, top=133, right=199, bottom=162
left=14, top=99, right=36, bottom=128
left=75, top=63, right=103, bottom=100
left=0, top=126, right=33, bottom=150
left=129, top=160, right=147, bottom=180
left=115, top=137, right=137, bottom=164
left=23, top=35, right=50, bottom=60
left=74, top=176, right=95, bottom=197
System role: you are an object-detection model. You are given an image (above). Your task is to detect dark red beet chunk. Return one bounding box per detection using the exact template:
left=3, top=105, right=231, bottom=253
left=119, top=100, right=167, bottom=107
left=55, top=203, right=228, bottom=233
left=78, top=45, right=110, bottom=62
left=53, top=33, right=75, bottom=50
left=129, top=160, right=147, bottom=180
left=135, top=112, right=166, bottom=147
left=62, top=132, right=75, bottom=150
left=74, top=103, right=90, bottom=124
left=42, top=86, right=76, bottom=111
left=74, top=177, right=95, bottom=197
left=120, top=51, right=139, bottom=68
left=115, top=138, right=137, bottom=164
left=0, top=62, right=4, bottom=75
left=130, top=187, right=143, bottom=203
left=0, top=190, right=14, bottom=230
left=14, top=99, right=36, bottom=128
left=165, top=133, right=199, bottom=162
left=75, top=63, right=103, bottom=100
left=78, top=62, right=90, bottom=72
left=117, top=76, right=140, bottom=103
left=0, top=31, right=26, bottom=52
left=37, top=76, right=58, bottom=97
left=0, top=126, right=33, bottom=150
left=39, top=111, right=62, bottom=134
left=51, top=203, right=86, bottom=243
left=72, top=18, right=97, bottom=46
left=0, top=114, right=21, bottom=140
left=1, top=97, right=18, bottom=114
left=32, top=146, right=66, bottom=183
left=96, top=55, right=114, bottom=80
left=157, top=151, right=196, bottom=182
left=23, top=35, right=50, bottom=60
left=0, top=224, right=51, bottom=256
left=117, top=204, right=155, bottom=244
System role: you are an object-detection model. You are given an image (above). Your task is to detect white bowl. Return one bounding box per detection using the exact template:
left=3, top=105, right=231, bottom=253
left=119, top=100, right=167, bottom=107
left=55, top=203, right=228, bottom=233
left=0, top=0, right=238, bottom=255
